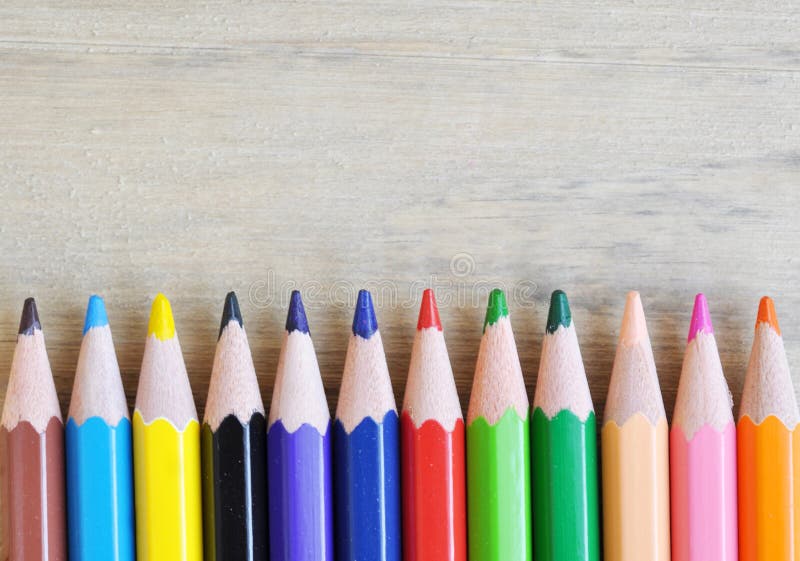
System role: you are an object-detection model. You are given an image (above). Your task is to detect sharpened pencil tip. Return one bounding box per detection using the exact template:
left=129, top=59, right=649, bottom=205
left=417, top=289, right=442, bottom=331
left=83, top=295, right=109, bottom=335
left=546, top=289, right=572, bottom=334
left=218, top=291, right=243, bottom=340
left=18, top=297, right=41, bottom=335
left=688, top=293, right=713, bottom=342
left=483, top=289, right=508, bottom=333
left=756, top=296, right=780, bottom=335
left=286, top=290, right=310, bottom=334
left=148, top=293, right=176, bottom=340
left=352, top=289, right=378, bottom=339
left=620, top=291, right=648, bottom=345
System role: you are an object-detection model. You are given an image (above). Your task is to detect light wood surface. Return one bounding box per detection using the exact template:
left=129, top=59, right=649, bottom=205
left=1, top=0, right=799, bottom=549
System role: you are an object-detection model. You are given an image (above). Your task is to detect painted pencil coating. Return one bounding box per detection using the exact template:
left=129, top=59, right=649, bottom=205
left=467, top=409, right=532, bottom=561
left=670, top=423, right=738, bottom=560
left=334, top=290, right=401, bottom=561
left=66, top=295, right=135, bottom=561
left=670, top=294, right=737, bottom=561
left=401, top=415, right=466, bottom=561
left=268, top=421, right=333, bottom=560
left=1, top=298, right=67, bottom=561
left=467, top=289, right=532, bottom=561
left=531, top=409, right=600, bottom=560
left=334, top=411, right=402, bottom=561
left=66, top=417, right=135, bottom=560
left=737, top=417, right=800, bottom=561
left=1, top=418, right=67, bottom=561
left=202, top=414, right=268, bottom=561
left=738, top=297, right=800, bottom=561
left=267, top=290, right=333, bottom=561
left=601, top=416, right=670, bottom=561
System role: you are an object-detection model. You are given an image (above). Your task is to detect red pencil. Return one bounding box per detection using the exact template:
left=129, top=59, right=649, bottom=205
left=401, top=289, right=467, bottom=561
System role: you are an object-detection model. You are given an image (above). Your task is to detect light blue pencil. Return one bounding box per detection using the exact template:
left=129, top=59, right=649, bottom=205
left=65, top=295, right=135, bottom=561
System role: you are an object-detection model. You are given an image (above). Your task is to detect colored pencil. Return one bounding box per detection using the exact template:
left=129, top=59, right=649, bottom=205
left=66, top=295, right=135, bottom=561
left=670, top=293, right=738, bottom=561
left=333, top=289, right=401, bottom=561
left=531, top=289, right=600, bottom=561
left=268, top=290, right=333, bottom=561
left=133, top=293, right=203, bottom=561
left=202, top=292, right=268, bottom=561
left=601, top=291, right=670, bottom=561
left=466, top=288, right=532, bottom=561
left=738, top=296, right=799, bottom=561
left=401, top=289, right=466, bottom=561
left=0, top=298, right=67, bottom=560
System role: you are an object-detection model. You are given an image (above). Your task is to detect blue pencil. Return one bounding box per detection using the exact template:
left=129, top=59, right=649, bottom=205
left=333, top=289, right=402, bottom=561
left=65, top=295, right=135, bottom=561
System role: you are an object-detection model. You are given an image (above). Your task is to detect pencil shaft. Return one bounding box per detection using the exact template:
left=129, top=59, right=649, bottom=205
left=66, top=417, right=135, bottom=561
left=401, top=413, right=467, bottom=561
left=669, top=423, right=738, bottom=561
left=267, top=420, right=333, bottom=561
left=601, top=416, right=670, bottom=561
left=333, top=411, right=401, bottom=561
left=531, top=408, right=600, bottom=561
left=466, top=409, right=532, bottom=561
left=133, top=413, right=203, bottom=561
left=202, top=414, right=268, bottom=561
left=0, top=417, right=67, bottom=560
left=737, top=416, right=800, bottom=561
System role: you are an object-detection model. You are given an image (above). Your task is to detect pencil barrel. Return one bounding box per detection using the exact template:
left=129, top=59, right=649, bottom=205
left=0, top=418, right=67, bottom=561
left=669, top=423, right=738, bottom=561
left=401, top=413, right=467, bottom=561
left=66, top=417, right=135, bottom=561
left=466, top=408, right=532, bottom=561
left=267, top=420, right=333, bottom=561
left=202, top=414, right=268, bottom=561
left=601, top=415, right=670, bottom=561
left=133, top=412, right=203, bottom=561
left=333, top=411, right=402, bottom=561
left=531, top=408, right=600, bottom=561
left=737, top=415, right=800, bottom=561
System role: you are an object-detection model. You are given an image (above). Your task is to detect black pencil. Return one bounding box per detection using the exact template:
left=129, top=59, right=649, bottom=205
left=202, top=292, right=268, bottom=561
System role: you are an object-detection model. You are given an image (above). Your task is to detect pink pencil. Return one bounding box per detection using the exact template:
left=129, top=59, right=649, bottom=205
left=670, top=294, right=737, bottom=561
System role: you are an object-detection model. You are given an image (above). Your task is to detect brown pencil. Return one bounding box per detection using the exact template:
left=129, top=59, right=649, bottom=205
left=0, top=298, right=68, bottom=560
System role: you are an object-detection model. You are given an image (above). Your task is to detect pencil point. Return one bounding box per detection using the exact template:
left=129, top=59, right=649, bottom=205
left=483, top=289, right=508, bottom=332
left=148, top=293, right=176, bottom=340
left=286, top=290, right=310, bottom=334
left=620, top=291, right=647, bottom=345
left=546, top=289, right=572, bottom=334
left=756, top=296, right=780, bottom=335
left=417, top=289, right=442, bottom=331
left=688, top=293, right=713, bottom=342
left=18, top=297, right=41, bottom=335
left=352, top=289, right=378, bottom=339
left=218, top=291, right=243, bottom=340
left=83, top=294, right=109, bottom=334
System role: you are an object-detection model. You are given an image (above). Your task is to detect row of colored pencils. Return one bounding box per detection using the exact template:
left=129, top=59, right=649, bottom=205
left=0, top=288, right=796, bottom=561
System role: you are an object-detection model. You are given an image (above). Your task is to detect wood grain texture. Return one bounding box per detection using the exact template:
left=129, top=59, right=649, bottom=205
left=1, top=0, right=799, bottom=551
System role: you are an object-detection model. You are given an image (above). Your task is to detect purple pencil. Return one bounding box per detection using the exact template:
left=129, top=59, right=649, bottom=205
left=267, top=290, right=334, bottom=561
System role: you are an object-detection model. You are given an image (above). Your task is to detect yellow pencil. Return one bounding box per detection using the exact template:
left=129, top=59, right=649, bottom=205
left=133, top=294, right=203, bottom=561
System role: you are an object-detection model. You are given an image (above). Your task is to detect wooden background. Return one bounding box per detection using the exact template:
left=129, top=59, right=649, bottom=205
left=0, top=1, right=799, bottom=547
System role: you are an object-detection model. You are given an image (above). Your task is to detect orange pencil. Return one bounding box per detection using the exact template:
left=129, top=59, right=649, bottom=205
left=738, top=297, right=800, bottom=561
